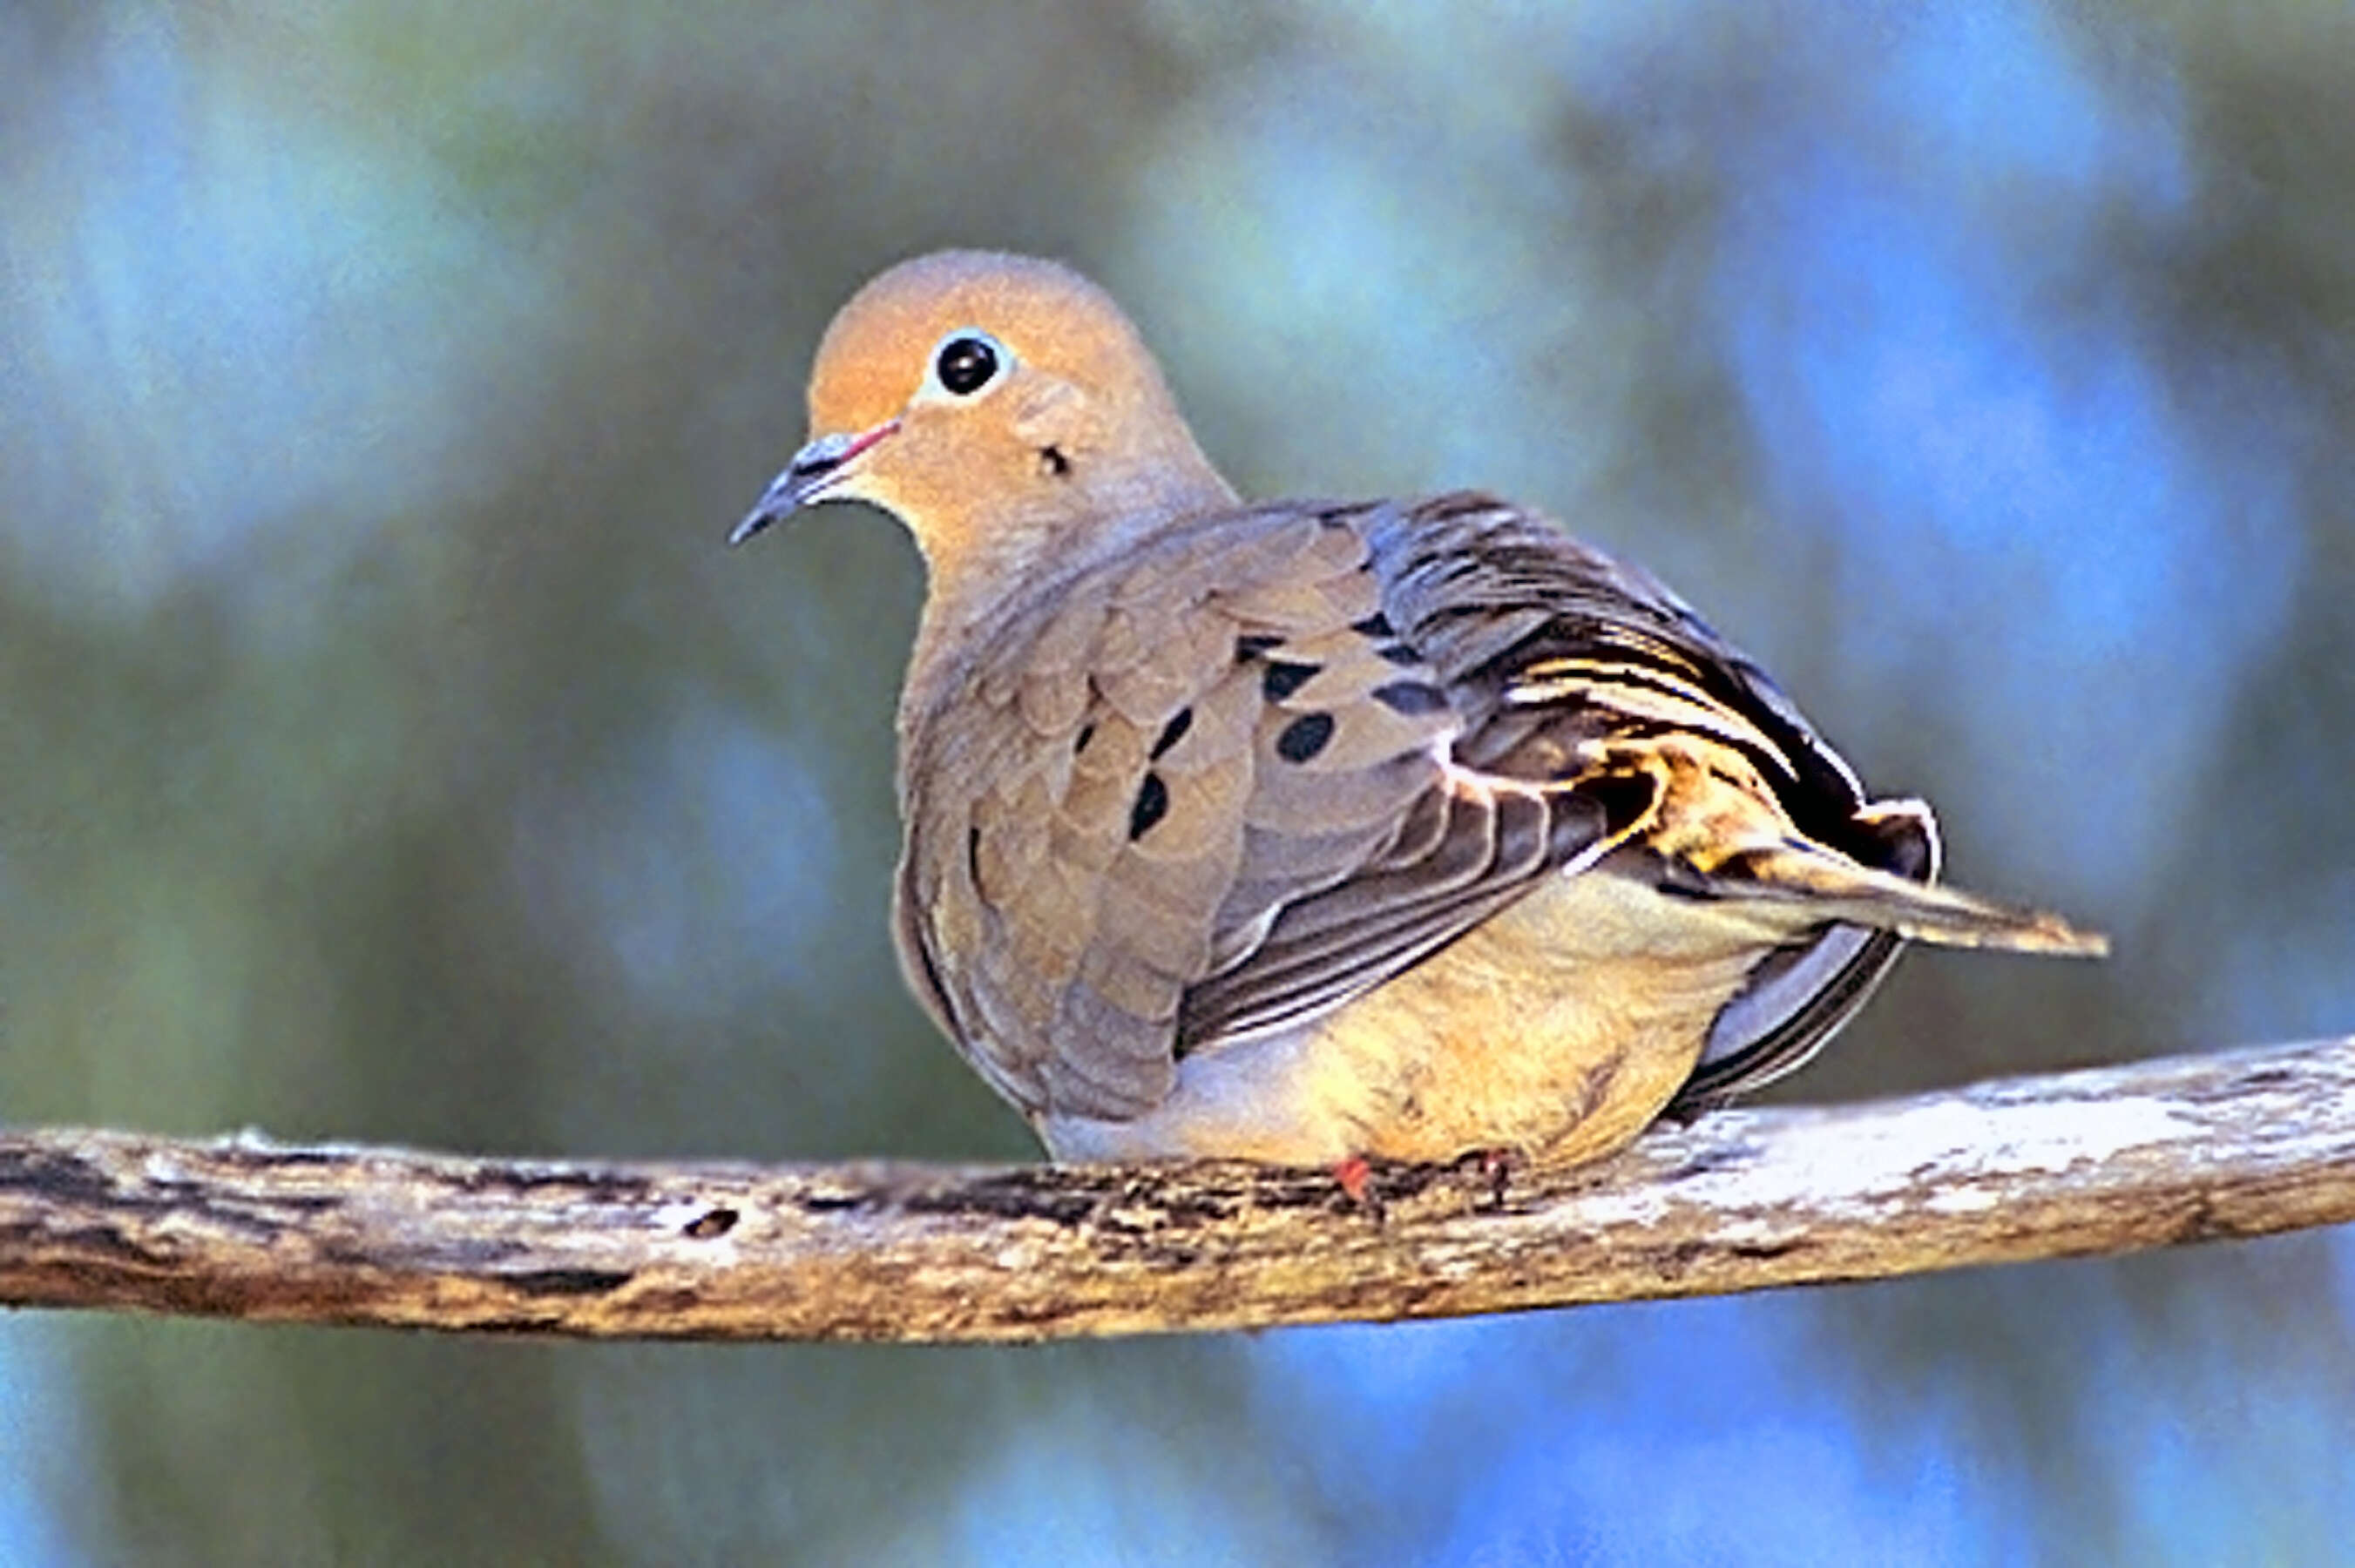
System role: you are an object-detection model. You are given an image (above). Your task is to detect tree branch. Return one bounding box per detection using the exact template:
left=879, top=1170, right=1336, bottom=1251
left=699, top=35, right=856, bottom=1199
left=2, top=1037, right=2350, bottom=1342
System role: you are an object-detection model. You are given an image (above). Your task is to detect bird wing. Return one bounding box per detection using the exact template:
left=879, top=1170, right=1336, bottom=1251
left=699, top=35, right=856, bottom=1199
left=897, top=492, right=1976, bottom=1123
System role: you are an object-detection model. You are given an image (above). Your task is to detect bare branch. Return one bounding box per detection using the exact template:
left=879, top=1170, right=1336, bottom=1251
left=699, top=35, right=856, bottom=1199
left=2, top=1037, right=2350, bottom=1342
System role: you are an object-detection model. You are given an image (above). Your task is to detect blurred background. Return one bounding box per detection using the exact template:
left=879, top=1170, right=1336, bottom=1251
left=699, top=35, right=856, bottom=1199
left=3, top=0, right=2352, bottom=1562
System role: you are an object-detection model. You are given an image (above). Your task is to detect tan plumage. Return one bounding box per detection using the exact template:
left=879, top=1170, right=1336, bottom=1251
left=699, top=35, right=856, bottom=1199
left=733, top=250, right=2106, bottom=1167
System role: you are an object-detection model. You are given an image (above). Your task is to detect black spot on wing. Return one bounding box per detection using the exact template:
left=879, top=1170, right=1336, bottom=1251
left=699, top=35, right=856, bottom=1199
left=1262, top=654, right=1318, bottom=697
left=1128, top=773, right=1170, bottom=841
left=1275, top=712, right=1336, bottom=764
left=1150, top=707, right=1193, bottom=760
left=1371, top=679, right=1450, bottom=716
left=1350, top=612, right=1397, bottom=639
left=1235, top=633, right=1282, bottom=659
left=1262, top=660, right=1320, bottom=702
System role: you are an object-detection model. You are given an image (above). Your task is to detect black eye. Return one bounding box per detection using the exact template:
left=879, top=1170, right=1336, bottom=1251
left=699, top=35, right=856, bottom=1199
left=935, top=335, right=1000, bottom=396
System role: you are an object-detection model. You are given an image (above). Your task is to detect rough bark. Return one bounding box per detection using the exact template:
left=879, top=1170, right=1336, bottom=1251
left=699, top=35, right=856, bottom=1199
left=1, top=1037, right=2349, bottom=1343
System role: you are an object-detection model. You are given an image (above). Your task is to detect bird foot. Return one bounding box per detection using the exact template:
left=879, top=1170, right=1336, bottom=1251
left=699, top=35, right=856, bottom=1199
left=1457, top=1146, right=1519, bottom=1208
left=1333, top=1154, right=1375, bottom=1206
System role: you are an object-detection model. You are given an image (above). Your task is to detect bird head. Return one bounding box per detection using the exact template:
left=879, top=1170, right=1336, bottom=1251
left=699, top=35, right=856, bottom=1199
left=730, top=251, right=1235, bottom=573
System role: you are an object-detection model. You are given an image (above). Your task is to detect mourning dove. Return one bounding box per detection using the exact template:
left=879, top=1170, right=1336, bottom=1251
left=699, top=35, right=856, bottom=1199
left=731, top=250, right=2105, bottom=1170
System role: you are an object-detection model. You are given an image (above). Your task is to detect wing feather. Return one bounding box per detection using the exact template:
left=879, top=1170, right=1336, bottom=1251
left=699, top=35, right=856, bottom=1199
left=897, top=492, right=1920, bottom=1121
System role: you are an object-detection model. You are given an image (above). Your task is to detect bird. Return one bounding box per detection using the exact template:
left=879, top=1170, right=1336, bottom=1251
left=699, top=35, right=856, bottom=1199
left=729, top=249, right=2106, bottom=1173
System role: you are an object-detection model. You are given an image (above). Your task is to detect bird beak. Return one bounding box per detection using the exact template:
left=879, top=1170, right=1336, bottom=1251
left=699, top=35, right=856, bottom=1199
left=727, top=419, right=901, bottom=545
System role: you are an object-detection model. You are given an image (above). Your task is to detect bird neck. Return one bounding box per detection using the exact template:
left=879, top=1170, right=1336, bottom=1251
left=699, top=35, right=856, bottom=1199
left=896, top=454, right=1238, bottom=735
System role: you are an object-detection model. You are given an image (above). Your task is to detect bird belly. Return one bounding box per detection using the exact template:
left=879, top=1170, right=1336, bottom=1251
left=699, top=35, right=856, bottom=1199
left=1038, top=868, right=1793, bottom=1166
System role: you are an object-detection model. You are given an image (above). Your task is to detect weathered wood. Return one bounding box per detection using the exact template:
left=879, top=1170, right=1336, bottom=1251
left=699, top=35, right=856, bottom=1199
left=1, top=1037, right=2349, bottom=1342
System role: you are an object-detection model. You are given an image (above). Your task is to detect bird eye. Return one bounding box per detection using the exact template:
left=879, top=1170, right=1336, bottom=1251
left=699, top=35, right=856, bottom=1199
left=933, top=334, right=1001, bottom=396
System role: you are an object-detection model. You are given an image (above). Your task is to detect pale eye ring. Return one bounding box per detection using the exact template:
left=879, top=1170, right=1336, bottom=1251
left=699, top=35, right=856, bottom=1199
left=932, top=332, right=1003, bottom=396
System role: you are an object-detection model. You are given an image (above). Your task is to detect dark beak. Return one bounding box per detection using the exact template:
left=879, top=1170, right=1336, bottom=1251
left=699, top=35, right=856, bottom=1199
left=727, top=420, right=900, bottom=545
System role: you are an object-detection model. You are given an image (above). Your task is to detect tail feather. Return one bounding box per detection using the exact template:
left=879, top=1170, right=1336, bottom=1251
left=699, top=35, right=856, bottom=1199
left=1718, top=840, right=2108, bottom=956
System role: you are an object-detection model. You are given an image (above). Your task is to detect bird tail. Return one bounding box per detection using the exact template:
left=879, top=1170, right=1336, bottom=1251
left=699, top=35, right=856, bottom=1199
left=1709, top=839, right=2108, bottom=956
